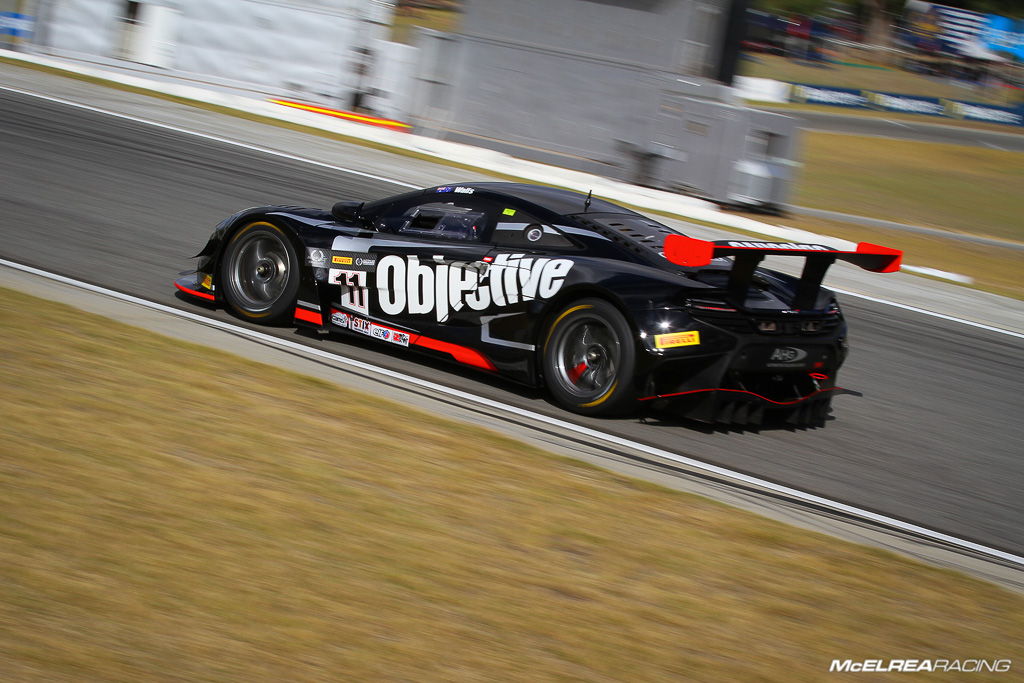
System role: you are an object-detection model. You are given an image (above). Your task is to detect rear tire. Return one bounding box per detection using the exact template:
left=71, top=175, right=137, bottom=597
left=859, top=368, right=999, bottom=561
left=542, top=299, right=637, bottom=416
left=220, top=221, right=300, bottom=324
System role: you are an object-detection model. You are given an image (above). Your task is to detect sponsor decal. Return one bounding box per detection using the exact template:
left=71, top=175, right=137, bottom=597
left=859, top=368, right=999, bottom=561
left=437, top=185, right=475, bottom=194
left=308, top=248, right=328, bottom=266
left=327, top=252, right=376, bottom=284
left=376, top=253, right=574, bottom=323
left=502, top=208, right=517, bottom=216
left=330, top=310, right=410, bottom=347
left=727, top=241, right=831, bottom=251
left=436, top=186, right=453, bottom=193
left=769, top=347, right=808, bottom=363
left=829, top=659, right=1012, bottom=673
left=655, top=331, right=701, bottom=349
left=201, top=273, right=213, bottom=290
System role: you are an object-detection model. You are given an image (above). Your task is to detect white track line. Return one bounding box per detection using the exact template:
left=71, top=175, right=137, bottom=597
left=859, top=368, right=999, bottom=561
left=3, top=257, right=1022, bottom=568
left=0, top=85, right=420, bottom=190
left=831, top=288, right=1024, bottom=339
left=3, top=84, right=1022, bottom=340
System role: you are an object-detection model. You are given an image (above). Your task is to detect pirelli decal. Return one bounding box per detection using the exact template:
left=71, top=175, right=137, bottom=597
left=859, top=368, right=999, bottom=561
left=655, top=331, right=700, bottom=349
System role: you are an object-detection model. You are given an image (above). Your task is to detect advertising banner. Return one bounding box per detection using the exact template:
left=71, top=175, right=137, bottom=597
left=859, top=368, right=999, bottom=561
left=790, top=84, right=868, bottom=108
left=0, top=12, right=32, bottom=38
left=945, top=100, right=1024, bottom=126
left=980, top=14, right=1024, bottom=61
left=788, top=83, right=1023, bottom=127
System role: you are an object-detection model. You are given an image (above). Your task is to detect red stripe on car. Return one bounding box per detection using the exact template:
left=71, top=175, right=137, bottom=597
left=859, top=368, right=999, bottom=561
left=174, top=281, right=215, bottom=301
left=413, top=336, right=497, bottom=371
left=293, top=307, right=321, bottom=324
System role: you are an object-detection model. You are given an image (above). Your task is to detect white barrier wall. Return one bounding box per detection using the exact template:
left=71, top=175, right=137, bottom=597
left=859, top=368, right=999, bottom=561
left=45, top=0, right=122, bottom=56
left=733, top=76, right=791, bottom=103
left=35, top=0, right=397, bottom=105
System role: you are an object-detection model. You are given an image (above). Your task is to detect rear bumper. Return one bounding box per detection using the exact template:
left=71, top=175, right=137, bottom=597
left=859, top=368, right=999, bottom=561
left=632, top=309, right=849, bottom=426
left=639, top=383, right=854, bottom=427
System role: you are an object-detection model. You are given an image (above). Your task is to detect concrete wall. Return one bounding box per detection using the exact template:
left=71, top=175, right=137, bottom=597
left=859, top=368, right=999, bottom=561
left=410, top=0, right=799, bottom=207
left=26, top=0, right=800, bottom=207
left=174, top=1, right=362, bottom=100
left=45, top=0, right=123, bottom=56
left=460, top=0, right=728, bottom=77
left=32, top=0, right=396, bottom=104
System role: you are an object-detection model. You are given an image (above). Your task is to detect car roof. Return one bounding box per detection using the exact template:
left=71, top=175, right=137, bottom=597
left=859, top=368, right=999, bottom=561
left=441, top=182, right=643, bottom=218
left=420, top=183, right=683, bottom=262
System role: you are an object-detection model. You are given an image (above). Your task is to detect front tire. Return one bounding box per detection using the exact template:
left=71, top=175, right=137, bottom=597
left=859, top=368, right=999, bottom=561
left=220, top=221, right=300, bottom=324
left=542, top=299, right=637, bottom=416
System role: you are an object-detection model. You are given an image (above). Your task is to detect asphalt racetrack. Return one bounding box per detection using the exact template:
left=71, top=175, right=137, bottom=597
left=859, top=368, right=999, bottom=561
left=2, top=87, right=1022, bottom=558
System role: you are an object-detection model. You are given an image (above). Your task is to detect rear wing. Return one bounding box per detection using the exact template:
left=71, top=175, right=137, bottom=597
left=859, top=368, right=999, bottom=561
left=664, top=235, right=903, bottom=310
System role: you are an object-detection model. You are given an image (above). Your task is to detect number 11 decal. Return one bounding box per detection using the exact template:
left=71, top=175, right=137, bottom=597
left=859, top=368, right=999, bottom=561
left=338, top=270, right=369, bottom=314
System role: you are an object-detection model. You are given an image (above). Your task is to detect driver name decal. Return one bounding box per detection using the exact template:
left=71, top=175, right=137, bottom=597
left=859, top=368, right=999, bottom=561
left=376, top=253, right=574, bottom=322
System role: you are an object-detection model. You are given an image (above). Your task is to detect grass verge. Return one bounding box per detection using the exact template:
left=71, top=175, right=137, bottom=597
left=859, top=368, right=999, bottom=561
left=390, top=7, right=461, bottom=44
left=2, top=286, right=1023, bottom=680
left=794, top=131, right=1024, bottom=244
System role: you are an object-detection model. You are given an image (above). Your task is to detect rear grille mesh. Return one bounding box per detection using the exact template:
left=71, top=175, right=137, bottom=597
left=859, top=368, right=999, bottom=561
left=689, top=310, right=841, bottom=336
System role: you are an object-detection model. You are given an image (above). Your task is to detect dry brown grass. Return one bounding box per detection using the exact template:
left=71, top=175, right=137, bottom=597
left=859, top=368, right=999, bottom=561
left=390, top=7, right=462, bottom=44
left=794, top=132, right=1024, bottom=244
left=2, top=287, right=1023, bottom=680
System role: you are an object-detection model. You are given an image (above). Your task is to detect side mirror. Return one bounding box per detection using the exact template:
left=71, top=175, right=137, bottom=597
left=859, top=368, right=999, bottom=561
left=331, top=200, right=363, bottom=223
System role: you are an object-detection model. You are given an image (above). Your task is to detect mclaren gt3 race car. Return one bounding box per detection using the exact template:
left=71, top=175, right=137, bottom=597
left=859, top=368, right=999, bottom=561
left=175, top=182, right=902, bottom=426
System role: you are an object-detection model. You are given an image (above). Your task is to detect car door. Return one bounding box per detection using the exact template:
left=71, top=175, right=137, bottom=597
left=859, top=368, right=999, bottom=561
left=485, top=205, right=580, bottom=309
left=361, top=195, right=498, bottom=334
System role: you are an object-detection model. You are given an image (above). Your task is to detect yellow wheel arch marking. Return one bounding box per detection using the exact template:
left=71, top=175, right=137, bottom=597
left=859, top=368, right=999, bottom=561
left=230, top=221, right=284, bottom=242
left=544, top=304, right=593, bottom=352
left=226, top=221, right=289, bottom=320
left=580, top=381, right=617, bottom=408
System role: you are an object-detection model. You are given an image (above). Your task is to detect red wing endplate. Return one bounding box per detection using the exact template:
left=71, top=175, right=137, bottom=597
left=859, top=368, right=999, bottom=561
left=663, top=235, right=903, bottom=309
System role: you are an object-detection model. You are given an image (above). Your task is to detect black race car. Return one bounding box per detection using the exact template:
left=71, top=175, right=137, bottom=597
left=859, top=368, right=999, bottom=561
left=175, top=182, right=901, bottom=425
